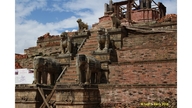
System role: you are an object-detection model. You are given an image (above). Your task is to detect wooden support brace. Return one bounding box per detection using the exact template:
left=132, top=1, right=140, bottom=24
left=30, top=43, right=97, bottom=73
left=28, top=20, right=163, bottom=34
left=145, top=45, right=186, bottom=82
left=37, top=87, right=50, bottom=108
left=40, top=85, right=57, bottom=108
left=40, top=66, right=68, bottom=108
left=56, top=66, right=68, bottom=82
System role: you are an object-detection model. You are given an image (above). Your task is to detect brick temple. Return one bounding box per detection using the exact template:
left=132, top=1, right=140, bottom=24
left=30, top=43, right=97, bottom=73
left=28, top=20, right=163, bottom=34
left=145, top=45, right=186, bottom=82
left=15, top=0, right=177, bottom=108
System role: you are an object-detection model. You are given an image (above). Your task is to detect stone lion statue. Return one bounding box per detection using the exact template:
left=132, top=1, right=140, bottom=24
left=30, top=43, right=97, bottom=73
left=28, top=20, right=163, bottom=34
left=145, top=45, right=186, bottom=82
left=77, top=18, right=88, bottom=33
left=60, top=32, right=72, bottom=54
left=95, top=28, right=110, bottom=52
left=110, top=13, right=121, bottom=28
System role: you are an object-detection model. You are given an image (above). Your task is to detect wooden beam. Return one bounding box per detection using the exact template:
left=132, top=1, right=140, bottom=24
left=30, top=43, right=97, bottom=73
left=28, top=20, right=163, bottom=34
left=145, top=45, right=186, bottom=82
left=40, top=66, right=67, bottom=108
left=37, top=87, right=51, bottom=108
left=40, top=85, right=57, bottom=108
left=152, top=0, right=158, bottom=6
left=126, top=0, right=132, bottom=21
left=113, top=0, right=128, bottom=5
left=56, top=66, right=68, bottom=82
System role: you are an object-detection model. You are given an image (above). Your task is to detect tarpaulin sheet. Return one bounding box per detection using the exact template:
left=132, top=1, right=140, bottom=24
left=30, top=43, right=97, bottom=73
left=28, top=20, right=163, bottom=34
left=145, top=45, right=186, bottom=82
left=15, top=68, right=34, bottom=84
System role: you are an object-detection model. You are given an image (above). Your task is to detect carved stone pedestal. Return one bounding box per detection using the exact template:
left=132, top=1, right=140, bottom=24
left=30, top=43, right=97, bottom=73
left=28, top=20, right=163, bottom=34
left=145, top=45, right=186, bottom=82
left=15, top=84, right=52, bottom=108
left=92, top=51, right=110, bottom=62
left=92, top=52, right=113, bottom=84
left=72, top=31, right=90, bottom=52
left=108, top=27, right=128, bottom=49
left=57, top=54, right=73, bottom=66
left=55, top=84, right=101, bottom=108
left=76, top=31, right=90, bottom=36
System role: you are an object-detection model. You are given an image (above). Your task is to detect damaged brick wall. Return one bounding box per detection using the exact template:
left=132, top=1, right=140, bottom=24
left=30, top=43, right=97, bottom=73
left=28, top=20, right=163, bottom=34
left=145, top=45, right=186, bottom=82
left=123, top=32, right=176, bottom=49
left=98, top=85, right=176, bottom=107
left=101, top=31, right=177, bottom=107
left=131, top=9, right=159, bottom=22
left=16, top=58, right=34, bottom=69
left=109, top=61, right=176, bottom=84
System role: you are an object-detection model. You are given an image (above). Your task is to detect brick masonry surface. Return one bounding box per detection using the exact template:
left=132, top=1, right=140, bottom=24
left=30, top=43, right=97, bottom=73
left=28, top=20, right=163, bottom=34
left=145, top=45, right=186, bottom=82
left=109, top=61, right=176, bottom=84
left=131, top=9, right=159, bottom=22
left=123, top=32, right=177, bottom=49
left=98, top=85, right=176, bottom=107
left=117, top=46, right=176, bottom=63
left=15, top=22, right=177, bottom=108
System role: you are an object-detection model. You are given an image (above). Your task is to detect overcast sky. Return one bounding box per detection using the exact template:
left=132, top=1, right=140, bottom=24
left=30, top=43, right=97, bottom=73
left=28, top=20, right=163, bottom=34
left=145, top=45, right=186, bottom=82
left=15, top=0, right=177, bottom=54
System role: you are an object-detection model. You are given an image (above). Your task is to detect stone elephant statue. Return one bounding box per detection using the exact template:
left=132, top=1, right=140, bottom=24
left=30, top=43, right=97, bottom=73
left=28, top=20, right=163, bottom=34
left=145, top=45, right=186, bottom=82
left=33, top=56, right=62, bottom=85
left=76, top=54, right=101, bottom=84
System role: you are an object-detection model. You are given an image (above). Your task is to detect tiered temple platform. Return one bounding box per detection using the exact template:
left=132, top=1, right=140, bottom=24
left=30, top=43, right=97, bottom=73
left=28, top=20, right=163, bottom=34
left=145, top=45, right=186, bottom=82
left=15, top=0, right=177, bottom=107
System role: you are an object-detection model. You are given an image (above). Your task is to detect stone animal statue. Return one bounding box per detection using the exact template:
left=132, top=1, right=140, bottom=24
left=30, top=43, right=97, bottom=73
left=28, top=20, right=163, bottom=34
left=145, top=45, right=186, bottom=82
left=60, top=32, right=72, bottom=54
left=77, top=19, right=88, bottom=33
left=33, top=56, right=62, bottom=85
left=110, top=13, right=121, bottom=28
left=76, top=54, right=101, bottom=84
left=95, top=28, right=110, bottom=52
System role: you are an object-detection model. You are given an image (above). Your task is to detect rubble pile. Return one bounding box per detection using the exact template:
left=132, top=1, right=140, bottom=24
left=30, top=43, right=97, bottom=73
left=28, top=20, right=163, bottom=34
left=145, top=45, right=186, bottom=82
left=157, top=14, right=177, bottom=23
left=45, top=42, right=60, bottom=47
left=15, top=54, right=28, bottom=59
left=15, top=62, right=22, bottom=69
left=38, top=33, right=59, bottom=40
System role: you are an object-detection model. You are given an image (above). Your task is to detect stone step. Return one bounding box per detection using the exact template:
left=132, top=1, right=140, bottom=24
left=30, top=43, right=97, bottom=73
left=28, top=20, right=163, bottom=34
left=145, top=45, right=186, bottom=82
left=64, top=71, right=78, bottom=75
left=83, top=44, right=96, bottom=48
left=57, top=82, right=77, bottom=85
left=62, top=74, right=78, bottom=79
left=64, top=70, right=76, bottom=75
left=81, top=45, right=97, bottom=49
left=78, top=51, right=92, bottom=55
left=86, top=39, right=98, bottom=43
left=86, top=35, right=97, bottom=39
left=70, top=60, right=76, bottom=64
left=80, top=47, right=96, bottom=52
left=89, top=35, right=97, bottom=38
left=66, top=66, right=76, bottom=71
left=83, top=43, right=98, bottom=47
left=81, top=48, right=96, bottom=51
left=90, top=32, right=97, bottom=35
left=60, top=75, right=78, bottom=80
left=82, top=45, right=97, bottom=49
left=88, top=38, right=98, bottom=43
left=69, top=60, right=76, bottom=64
left=86, top=38, right=97, bottom=42
left=64, top=71, right=76, bottom=76
left=59, top=78, right=77, bottom=84
left=84, top=42, right=98, bottom=46
left=70, top=62, right=76, bottom=66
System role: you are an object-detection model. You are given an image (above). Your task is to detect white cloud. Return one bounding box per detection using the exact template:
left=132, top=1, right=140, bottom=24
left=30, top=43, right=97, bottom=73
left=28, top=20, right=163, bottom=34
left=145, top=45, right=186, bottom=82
left=15, top=16, right=79, bottom=53
left=45, top=3, right=65, bottom=12
left=72, top=29, right=77, bottom=32
left=15, top=0, right=47, bottom=23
